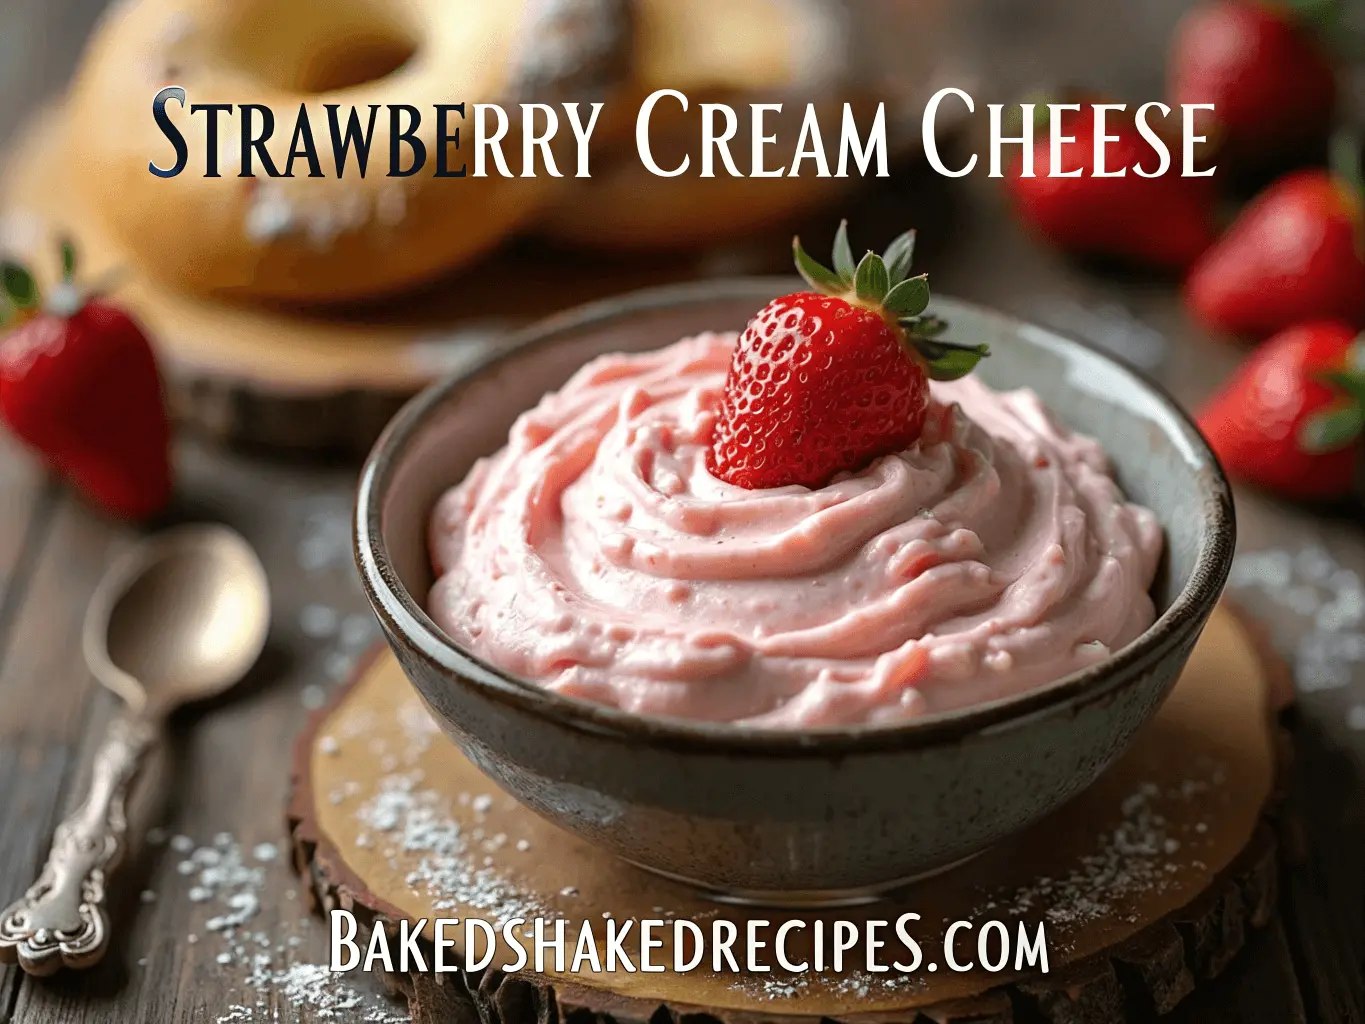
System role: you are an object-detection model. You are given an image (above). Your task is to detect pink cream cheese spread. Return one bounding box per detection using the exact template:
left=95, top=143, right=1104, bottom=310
left=427, top=332, right=1164, bottom=729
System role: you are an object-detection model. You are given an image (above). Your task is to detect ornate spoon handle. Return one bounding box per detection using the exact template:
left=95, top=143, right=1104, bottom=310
left=0, top=714, right=155, bottom=975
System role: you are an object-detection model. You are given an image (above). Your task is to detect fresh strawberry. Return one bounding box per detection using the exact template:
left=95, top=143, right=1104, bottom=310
left=1169, top=0, right=1337, bottom=175
left=1186, top=164, right=1365, bottom=337
left=1198, top=321, right=1364, bottom=499
left=0, top=244, right=172, bottom=519
left=707, top=223, right=988, bottom=490
left=1004, top=103, right=1218, bottom=271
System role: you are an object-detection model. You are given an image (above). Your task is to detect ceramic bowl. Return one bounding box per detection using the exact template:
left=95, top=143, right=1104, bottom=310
left=355, top=279, right=1235, bottom=904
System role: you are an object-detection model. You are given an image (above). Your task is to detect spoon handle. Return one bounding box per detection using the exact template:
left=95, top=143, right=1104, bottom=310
left=0, top=714, right=156, bottom=975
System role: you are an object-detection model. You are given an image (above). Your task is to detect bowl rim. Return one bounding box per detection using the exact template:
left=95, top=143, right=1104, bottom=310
left=355, top=277, right=1236, bottom=755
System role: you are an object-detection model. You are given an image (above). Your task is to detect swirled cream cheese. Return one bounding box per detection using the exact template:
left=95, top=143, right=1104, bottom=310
left=428, top=333, right=1163, bottom=728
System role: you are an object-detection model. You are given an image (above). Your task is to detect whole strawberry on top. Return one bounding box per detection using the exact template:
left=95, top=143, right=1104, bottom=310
left=1186, top=136, right=1365, bottom=338
left=1169, top=0, right=1337, bottom=175
left=1198, top=321, right=1363, bottom=500
left=0, top=244, right=172, bottom=520
left=708, top=224, right=989, bottom=490
left=1004, top=102, right=1218, bottom=271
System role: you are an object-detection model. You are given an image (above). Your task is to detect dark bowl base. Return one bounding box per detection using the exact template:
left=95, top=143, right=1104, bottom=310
left=629, top=849, right=989, bottom=910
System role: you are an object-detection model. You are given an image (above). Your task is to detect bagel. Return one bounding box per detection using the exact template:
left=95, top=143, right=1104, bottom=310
left=64, top=0, right=633, bottom=302
left=539, top=0, right=864, bottom=251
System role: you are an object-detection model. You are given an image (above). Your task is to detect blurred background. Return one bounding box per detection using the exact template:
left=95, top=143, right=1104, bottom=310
left=4, top=0, right=1358, bottom=432
left=0, top=0, right=1282, bottom=454
left=0, top=1, right=1207, bottom=139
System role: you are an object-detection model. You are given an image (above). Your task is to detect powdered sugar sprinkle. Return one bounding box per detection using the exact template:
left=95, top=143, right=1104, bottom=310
left=147, top=830, right=408, bottom=1023
left=1230, top=546, right=1365, bottom=724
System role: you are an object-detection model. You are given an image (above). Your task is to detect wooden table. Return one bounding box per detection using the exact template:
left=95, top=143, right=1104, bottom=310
left=1, top=2, right=1363, bottom=1021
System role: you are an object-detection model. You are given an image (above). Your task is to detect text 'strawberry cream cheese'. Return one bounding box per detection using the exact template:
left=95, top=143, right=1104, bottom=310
left=427, top=332, right=1164, bottom=729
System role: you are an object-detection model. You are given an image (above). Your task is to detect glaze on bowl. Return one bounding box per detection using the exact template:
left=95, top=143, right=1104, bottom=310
left=355, top=279, right=1235, bottom=903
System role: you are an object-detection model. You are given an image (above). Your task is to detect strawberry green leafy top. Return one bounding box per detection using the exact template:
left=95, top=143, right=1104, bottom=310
left=792, top=221, right=990, bottom=381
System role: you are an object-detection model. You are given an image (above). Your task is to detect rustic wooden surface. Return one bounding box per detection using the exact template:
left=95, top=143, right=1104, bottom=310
left=0, top=1, right=1363, bottom=1023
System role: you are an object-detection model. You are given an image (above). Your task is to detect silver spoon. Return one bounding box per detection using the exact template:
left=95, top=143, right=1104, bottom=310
left=0, top=524, right=270, bottom=975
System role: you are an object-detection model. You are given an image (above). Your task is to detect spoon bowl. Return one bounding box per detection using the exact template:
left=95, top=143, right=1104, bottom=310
left=83, top=525, right=271, bottom=717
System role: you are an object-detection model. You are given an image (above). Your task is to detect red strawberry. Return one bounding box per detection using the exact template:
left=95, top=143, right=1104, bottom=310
left=707, top=223, right=988, bottom=490
left=0, top=245, right=172, bottom=519
left=1198, top=321, right=1364, bottom=500
left=1169, top=0, right=1337, bottom=174
left=1005, top=102, right=1218, bottom=271
left=1186, top=167, right=1365, bottom=337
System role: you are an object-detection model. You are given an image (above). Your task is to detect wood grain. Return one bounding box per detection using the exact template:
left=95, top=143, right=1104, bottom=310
left=1278, top=722, right=1365, bottom=1024
left=0, top=437, right=53, bottom=649
left=0, top=438, right=50, bottom=1024
left=0, top=494, right=133, bottom=1022
left=1163, top=919, right=1308, bottom=1024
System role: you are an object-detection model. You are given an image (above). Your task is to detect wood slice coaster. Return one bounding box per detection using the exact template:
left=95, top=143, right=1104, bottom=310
left=288, top=605, right=1292, bottom=1023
